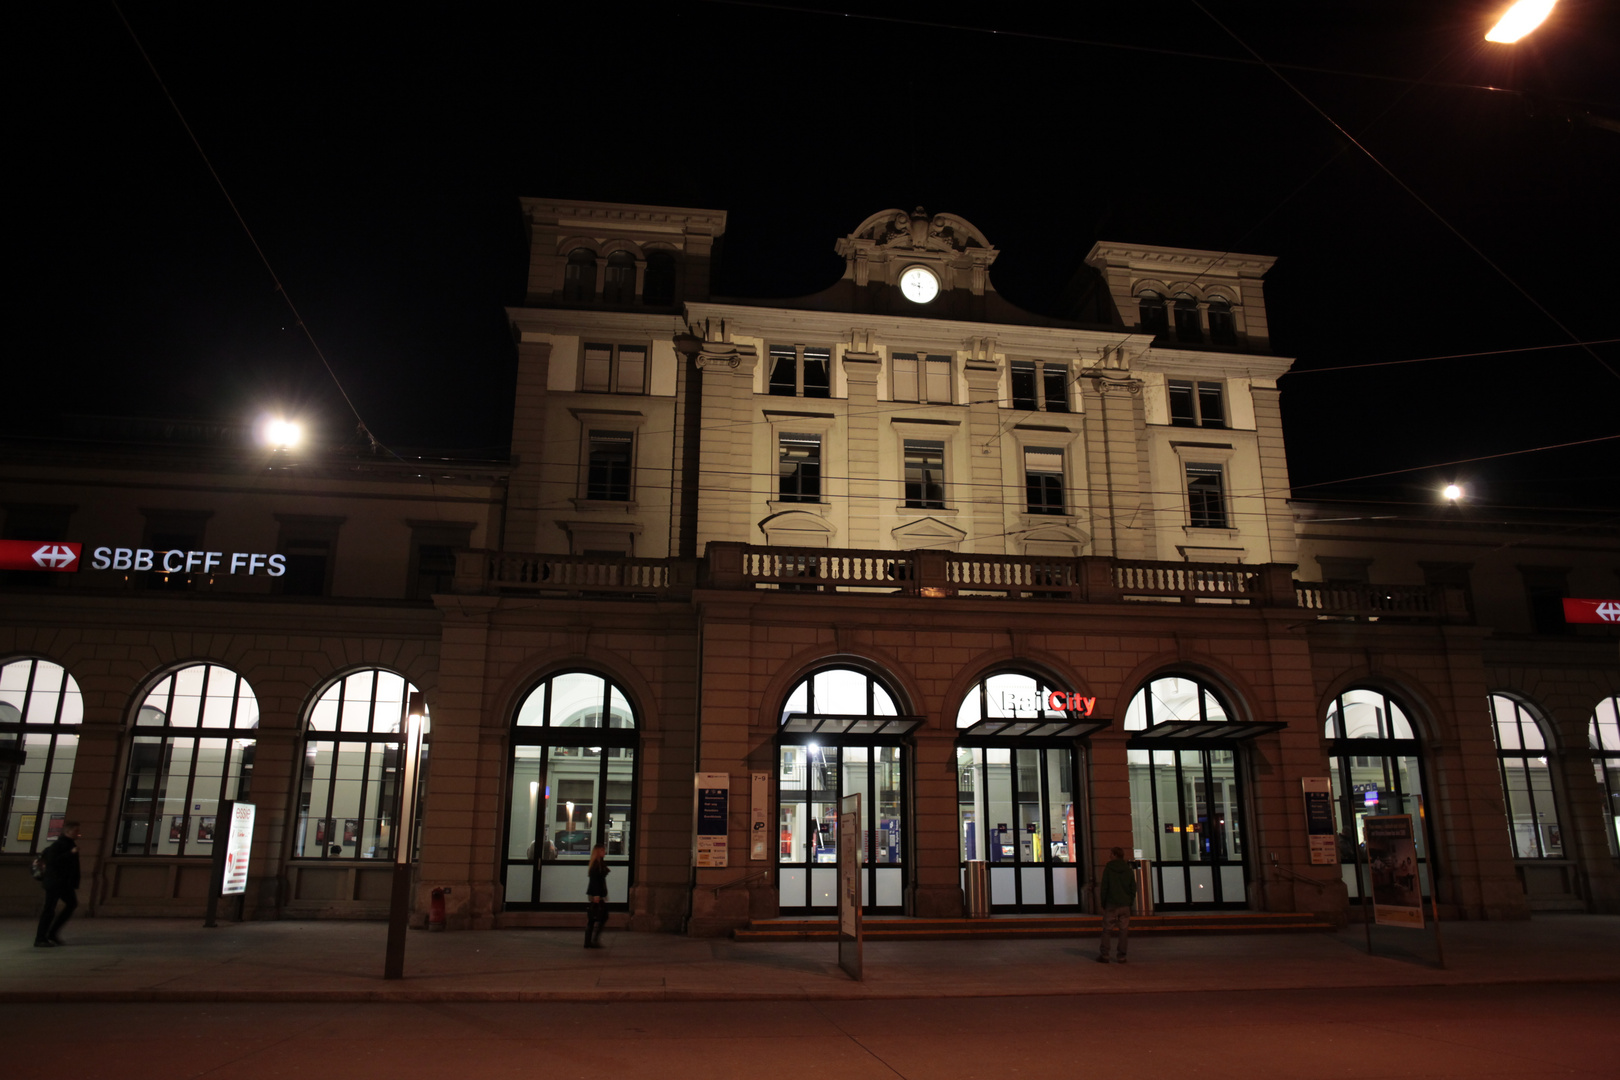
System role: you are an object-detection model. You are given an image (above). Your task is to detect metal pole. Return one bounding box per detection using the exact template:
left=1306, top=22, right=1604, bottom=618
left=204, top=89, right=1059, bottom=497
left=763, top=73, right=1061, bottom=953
left=203, top=799, right=234, bottom=928
left=1420, top=795, right=1445, bottom=969
left=1353, top=828, right=1372, bottom=955
left=384, top=695, right=425, bottom=980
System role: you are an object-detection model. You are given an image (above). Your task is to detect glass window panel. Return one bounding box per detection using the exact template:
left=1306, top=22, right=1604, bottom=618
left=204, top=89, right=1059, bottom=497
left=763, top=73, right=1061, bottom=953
left=1385, top=699, right=1414, bottom=739
left=551, top=672, right=606, bottom=728
left=582, top=344, right=612, bottom=391
left=1128, top=748, right=1157, bottom=859
left=515, top=684, right=547, bottom=727
left=1016, top=748, right=1042, bottom=864
left=607, top=685, right=635, bottom=729
left=1043, top=364, right=1070, bottom=412
left=1591, top=697, right=1620, bottom=750
left=616, top=346, right=646, bottom=394
left=982, top=747, right=1015, bottom=864
left=1491, top=695, right=1522, bottom=749
left=1010, top=361, right=1038, bottom=410
left=1168, top=380, right=1196, bottom=426
left=803, top=348, right=831, bottom=398
left=768, top=349, right=797, bottom=395
left=1047, top=748, right=1076, bottom=864
left=1339, top=690, right=1388, bottom=739
left=1202, top=688, right=1230, bottom=723
left=813, top=668, right=869, bottom=717
left=956, top=687, right=982, bottom=728
left=4, top=732, right=50, bottom=853
left=1155, top=751, right=1186, bottom=863
left=1149, top=677, right=1201, bottom=723
left=924, top=356, right=951, bottom=404
left=874, top=746, right=901, bottom=865
left=1124, top=690, right=1149, bottom=731
left=892, top=353, right=919, bottom=402
left=1197, top=382, right=1226, bottom=428
left=985, top=672, right=1038, bottom=718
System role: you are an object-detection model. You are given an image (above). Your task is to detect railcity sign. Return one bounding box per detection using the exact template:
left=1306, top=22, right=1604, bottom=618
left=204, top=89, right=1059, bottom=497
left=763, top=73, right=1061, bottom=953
left=0, top=541, right=83, bottom=572
left=997, top=690, right=1098, bottom=716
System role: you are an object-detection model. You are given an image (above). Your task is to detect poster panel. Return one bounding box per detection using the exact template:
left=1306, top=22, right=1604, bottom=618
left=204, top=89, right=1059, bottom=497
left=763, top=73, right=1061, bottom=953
left=1301, top=777, right=1336, bottom=866
left=1364, top=814, right=1424, bottom=928
left=837, top=792, right=862, bottom=981
left=221, top=803, right=256, bottom=896
left=694, top=772, right=729, bottom=868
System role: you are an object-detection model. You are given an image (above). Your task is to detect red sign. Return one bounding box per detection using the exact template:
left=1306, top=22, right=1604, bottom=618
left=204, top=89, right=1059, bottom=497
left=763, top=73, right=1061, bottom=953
left=0, top=540, right=82, bottom=572
left=1564, top=598, right=1620, bottom=624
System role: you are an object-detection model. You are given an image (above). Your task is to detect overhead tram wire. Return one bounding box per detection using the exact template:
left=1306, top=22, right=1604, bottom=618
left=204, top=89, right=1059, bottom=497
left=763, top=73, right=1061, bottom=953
left=700, top=0, right=1617, bottom=110
left=1279, top=339, right=1620, bottom=376
left=1188, top=0, right=1620, bottom=386
left=110, top=1, right=398, bottom=459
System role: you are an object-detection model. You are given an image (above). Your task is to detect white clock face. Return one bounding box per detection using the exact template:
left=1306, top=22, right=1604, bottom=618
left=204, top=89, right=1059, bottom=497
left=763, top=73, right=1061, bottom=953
left=900, top=266, right=939, bottom=304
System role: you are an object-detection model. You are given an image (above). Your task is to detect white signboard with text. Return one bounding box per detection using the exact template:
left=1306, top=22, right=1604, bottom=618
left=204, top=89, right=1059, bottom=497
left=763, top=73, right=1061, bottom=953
left=221, top=803, right=256, bottom=895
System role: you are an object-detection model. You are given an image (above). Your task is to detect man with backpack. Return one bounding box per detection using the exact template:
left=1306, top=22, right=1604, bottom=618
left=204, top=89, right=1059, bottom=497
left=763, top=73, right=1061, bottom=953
left=34, top=820, right=82, bottom=947
left=1096, top=846, right=1137, bottom=964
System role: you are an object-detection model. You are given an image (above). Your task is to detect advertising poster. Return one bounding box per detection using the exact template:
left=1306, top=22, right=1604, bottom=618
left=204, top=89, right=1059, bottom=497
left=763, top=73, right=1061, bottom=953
left=694, top=772, right=729, bottom=868
left=1301, top=777, right=1337, bottom=865
left=18, top=814, right=36, bottom=843
left=197, top=816, right=216, bottom=843
left=221, top=803, right=256, bottom=895
left=342, top=819, right=358, bottom=845
left=1364, top=814, right=1424, bottom=928
left=169, top=816, right=186, bottom=842
left=46, top=813, right=66, bottom=840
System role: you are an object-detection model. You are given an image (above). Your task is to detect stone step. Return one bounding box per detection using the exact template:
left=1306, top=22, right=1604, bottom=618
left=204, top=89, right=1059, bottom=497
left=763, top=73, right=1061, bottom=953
left=733, top=912, right=1335, bottom=942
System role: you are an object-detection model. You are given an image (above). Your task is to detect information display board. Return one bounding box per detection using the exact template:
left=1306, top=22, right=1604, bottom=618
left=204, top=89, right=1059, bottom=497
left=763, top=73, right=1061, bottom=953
left=750, top=771, right=770, bottom=861
left=1301, top=777, right=1336, bottom=866
left=694, top=772, right=729, bottom=868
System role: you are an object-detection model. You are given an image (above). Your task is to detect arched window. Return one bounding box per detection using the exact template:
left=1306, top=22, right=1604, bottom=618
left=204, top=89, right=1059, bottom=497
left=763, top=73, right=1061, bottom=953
left=295, top=670, right=427, bottom=861
left=1125, top=675, right=1250, bottom=908
left=1590, top=696, right=1620, bottom=855
left=0, top=659, right=82, bottom=855
left=1138, top=291, right=1168, bottom=336
left=1173, top=294, right=1202, bottom=343
left=1487, top=695, right=1564, bottom=859
left=642, top=250, right=676, bottom=305
left=115, top=664, right=258, bottom=857
left=503, top=671, right=638, bottom=909
left=954, top=671, right=1094, bottom=911
left=1207, top=297, right=1237, bottom=345
left=562, top=247, right=596, bottom=301
left=778, top=666, right=917, bottom=914
left=602, top=251, right=637, bottom=304
left=1323, top=688, right=1430, bottom=898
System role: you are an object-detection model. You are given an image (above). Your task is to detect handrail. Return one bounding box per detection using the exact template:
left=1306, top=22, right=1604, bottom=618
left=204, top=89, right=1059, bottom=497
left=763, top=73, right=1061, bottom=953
left=710, top=868, right=772, bottom=897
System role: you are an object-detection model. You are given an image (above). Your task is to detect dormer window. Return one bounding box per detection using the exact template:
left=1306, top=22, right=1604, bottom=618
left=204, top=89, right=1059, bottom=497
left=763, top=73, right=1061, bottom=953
left=1138, top=292, right=1168, bottom=336
left=602, top=251, right=637, bottom=304
left=1207, top=297, right=1237, bottom=346
left=1174, top=294, right=1202, bottom=344
left=563, top=248, right=596, bottom=301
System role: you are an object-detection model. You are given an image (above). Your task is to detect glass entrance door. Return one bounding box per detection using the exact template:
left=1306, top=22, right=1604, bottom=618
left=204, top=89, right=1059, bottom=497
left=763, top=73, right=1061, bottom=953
left=777, top=742, right=905, bottom=913
left=956, top=745, right=1082, bottom=910
left=1128, top=747, right=1248, bottom=909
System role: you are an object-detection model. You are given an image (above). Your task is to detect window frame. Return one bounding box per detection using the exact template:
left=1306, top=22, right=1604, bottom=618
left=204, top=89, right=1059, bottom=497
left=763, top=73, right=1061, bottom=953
left=114, top=664, right=258, bottom=858
left=767, top=344, right=833, bottom=399
left=1138, top=291, right=1169, bottom=337
left=1009, top=359, right=1072, bottom=413
left=777, top=431, right=823, bottom=504
left=1167, top=379, right=1227, bottom=429
left=295, top=669, right=429, bottom=863
left=902, top=438, right=946, bottom=510
left=503, top=669, right=639, bottom=911
left=579, top=341, right=649, bottom=395
left=600, top=250, right=639, bottom=304
left=1322, top=687, right=1436, bottom=899
left=584, top=429, right=636, bottom=502
left=0, top=658, right=83, bottom=857
left=1589, top=696, right=1620, bottom=856
left=1023, top=446, right=1067, bottom=516
left=562, top=247, right=597, bottom=301
left=1487, top=693, right=1565, bottom=860
left=1185, top=461, right=1229, bottom=530
left=891, top=351, right=954, bottom=405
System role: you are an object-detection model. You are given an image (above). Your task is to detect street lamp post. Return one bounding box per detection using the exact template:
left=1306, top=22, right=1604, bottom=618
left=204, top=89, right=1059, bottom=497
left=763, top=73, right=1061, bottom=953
left=384, top=692, right=426, bottom=980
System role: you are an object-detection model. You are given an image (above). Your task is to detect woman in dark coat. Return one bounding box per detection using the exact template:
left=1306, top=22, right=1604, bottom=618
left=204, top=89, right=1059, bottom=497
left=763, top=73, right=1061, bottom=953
left=584, top=845, right=610, bottom=948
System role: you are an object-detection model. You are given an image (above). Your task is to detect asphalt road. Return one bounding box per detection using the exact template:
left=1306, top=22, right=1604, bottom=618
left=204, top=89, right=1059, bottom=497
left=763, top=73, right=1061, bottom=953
left=10, top=982, right=1615, bottom=1079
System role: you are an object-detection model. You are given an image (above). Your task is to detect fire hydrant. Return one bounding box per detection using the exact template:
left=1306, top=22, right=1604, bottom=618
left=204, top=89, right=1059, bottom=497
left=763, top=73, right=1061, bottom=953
left=428, top=887, right=446, bottom=931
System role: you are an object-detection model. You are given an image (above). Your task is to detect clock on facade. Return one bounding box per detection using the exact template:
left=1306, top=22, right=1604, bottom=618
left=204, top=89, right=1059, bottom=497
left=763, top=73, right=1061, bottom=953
left=899, top=265, right=940, bottom=304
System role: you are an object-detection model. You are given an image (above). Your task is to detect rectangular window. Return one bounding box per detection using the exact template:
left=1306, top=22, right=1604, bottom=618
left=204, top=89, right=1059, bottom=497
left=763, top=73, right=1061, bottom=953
left=1186, top=462, right=1228, bottom=529
left=580, top=343, right=647, bottom=395
left=1024, top=448, right=1065, bottom=515
left=1168, top=379, right=1226, bottom=428
left=1010, top=360, right=1071, bottom=412
left=893, top=352, right=952, bottom=404
left=586, top=430, right=634, bottom=501
left=903, top=440, right=945, bottom=509
left=778, top=432, right=822, bottom=503
left=407, top=521, right=473, bottom=600
left=768, top=345, right=831, bottom=398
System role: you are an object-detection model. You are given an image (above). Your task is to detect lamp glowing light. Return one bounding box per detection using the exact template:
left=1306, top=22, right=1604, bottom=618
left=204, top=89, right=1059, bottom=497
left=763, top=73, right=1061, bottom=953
left=1486, top=0, right=1556, bottom=43
left=264, top=419, right=302, bottom=449
left=1443, top=483, right=1463, bottom=501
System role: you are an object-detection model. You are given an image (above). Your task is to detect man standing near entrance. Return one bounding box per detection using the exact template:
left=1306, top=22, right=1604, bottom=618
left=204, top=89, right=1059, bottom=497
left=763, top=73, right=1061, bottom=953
left=1096, top=846, right=1136, bottom=964
left=35, top=821, right=81, bottom=947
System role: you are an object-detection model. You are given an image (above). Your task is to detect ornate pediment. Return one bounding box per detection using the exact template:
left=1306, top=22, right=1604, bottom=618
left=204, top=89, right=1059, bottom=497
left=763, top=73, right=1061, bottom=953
left=836, top=208, right=999, bottom=293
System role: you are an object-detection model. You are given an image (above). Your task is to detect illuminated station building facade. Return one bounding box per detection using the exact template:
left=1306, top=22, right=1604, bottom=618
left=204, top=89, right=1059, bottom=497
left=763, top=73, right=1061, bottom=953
left=2, top=201, right=1617, bottom=931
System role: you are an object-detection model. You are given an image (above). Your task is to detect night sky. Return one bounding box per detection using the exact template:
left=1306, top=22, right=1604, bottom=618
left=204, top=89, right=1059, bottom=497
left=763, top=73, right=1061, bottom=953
left=15, top=2, right=1619, bottom=511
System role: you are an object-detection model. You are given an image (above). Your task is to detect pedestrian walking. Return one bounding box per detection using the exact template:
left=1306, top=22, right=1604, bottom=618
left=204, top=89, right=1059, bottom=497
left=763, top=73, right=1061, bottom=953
left=584, top=844, right=610, bottom=949
left=1096, top=845, right=1136, bottom=964
left=35, top=821, right=82, bottom=948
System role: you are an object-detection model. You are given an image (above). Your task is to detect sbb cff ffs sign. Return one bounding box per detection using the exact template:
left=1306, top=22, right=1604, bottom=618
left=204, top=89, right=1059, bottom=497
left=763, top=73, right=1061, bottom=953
left=0, top=541, right=82, bottom=572
left=1564, top=599, right=1620, bottom=624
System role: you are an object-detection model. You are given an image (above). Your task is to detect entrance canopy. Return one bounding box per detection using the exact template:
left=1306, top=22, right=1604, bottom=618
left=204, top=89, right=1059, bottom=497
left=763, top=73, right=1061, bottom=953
left=957, top=716, right=1111, bottom=740
left=1129, top=719, right=1284, bottom=744
left=781, top=712, right=922, bottom=736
